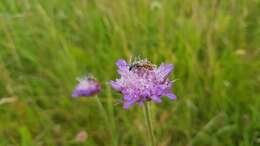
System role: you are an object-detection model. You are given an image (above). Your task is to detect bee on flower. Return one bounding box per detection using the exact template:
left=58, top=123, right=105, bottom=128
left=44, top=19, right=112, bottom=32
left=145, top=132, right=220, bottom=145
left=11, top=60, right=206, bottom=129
left=110, top=58, right=176, bottom=109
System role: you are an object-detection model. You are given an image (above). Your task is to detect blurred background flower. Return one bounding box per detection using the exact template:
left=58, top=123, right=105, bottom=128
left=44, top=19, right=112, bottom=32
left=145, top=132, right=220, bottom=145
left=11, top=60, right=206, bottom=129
left=72, top=76, right=101, bottom=98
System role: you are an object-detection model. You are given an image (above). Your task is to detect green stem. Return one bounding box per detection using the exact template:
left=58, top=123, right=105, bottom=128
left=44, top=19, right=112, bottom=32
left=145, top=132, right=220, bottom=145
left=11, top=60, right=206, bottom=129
left=144, top=102, right=156, bottom=146
left=94, top=96, right=110, bottom=132
left=94, top=96, right=109, bottom=123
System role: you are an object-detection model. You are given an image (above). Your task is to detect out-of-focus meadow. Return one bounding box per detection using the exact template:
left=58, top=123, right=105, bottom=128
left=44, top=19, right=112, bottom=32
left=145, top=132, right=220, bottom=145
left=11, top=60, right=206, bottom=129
left=0, top=0, right=259, bottom=146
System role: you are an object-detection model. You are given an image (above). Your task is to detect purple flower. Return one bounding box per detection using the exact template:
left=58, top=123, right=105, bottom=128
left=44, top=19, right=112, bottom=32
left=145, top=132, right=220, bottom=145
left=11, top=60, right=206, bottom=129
left=72, top=76, right=101, bottom=98
left=110, top=58, right=176, bottom=109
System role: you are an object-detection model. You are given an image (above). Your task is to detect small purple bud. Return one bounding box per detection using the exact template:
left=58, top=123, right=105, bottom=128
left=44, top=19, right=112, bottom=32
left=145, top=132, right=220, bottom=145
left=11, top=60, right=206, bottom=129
left=72, top=76, right=101, bottom=98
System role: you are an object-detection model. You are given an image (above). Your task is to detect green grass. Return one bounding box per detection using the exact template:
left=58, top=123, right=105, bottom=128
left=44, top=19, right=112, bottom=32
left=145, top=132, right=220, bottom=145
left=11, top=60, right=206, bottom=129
left=0, top=0, right=259, bottom=145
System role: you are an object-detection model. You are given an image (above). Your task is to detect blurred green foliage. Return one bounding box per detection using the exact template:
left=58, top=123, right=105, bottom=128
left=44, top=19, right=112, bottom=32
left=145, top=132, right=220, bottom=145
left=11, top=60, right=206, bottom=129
left=0, top=0, right=259, bottom=146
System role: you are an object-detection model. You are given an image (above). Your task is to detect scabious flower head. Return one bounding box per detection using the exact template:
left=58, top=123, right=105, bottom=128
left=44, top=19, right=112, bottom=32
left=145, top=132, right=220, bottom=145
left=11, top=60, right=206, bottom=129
left=110, top=58, right=176, bottom=109
left=72, top=75, right=101, bottom=98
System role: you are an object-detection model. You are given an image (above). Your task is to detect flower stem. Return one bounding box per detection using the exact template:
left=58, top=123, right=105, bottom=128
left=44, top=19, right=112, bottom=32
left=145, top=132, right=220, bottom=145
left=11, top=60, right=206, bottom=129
left=94, top=97, right=110, bottom=134
left=143, top=102, right=156, bottom=146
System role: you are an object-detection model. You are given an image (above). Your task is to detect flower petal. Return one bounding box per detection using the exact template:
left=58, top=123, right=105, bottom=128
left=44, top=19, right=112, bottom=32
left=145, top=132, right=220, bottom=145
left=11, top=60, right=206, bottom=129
left=156, top=63, right=174, bottom=80
left=123, top=94, right=139, bottom=109
left=151, top=95, right=162, bottom=103
left=116, top=59, right=128, bottom=71
left=137, top=100, right=144, bottom=106
left=71, top=87, right=95, bottom=97
left=123, top=102, right=132, bottom=109
left=110, top=80, right=121, bottom=91
left=123, top=100, right=135, bottom=109
left=165, top=93, right=176, bottom=100
left=72, top=80, right=101, bottom=97
left=72, top=90, right=82, bottom=97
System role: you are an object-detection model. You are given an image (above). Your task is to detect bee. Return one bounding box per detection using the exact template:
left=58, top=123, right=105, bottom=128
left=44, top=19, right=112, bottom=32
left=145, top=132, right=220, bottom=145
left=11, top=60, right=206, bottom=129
left=129, top=59, right=156, bottom=71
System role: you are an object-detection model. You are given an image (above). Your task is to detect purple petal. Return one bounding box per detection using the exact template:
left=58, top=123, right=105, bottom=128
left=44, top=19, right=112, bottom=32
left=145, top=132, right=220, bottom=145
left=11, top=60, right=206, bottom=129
left=123, top=95, right=131, bottom=101
left=110, top=80, right=121, bottom=91
left=151, top=95, right=162, bottom=103
left=123, top=102, right=132, bottom=109
left=123, top=100, right=136, bottom=109
left=164, top=93, right=176, bottom=100
left=116, top=59, right=128, bottom=71
left=72, top=80, right=101, bottom=98
left=123, top=94, right=139, bottom=109
left=157, top=64, right=174, bottom=80
left=72, top=89, right=94, bottom=97
left=137, top=100, right=144, bottom=106
left=72, top=90, right=82, bottom=97
left=72, top=88, right=91, bottom=97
